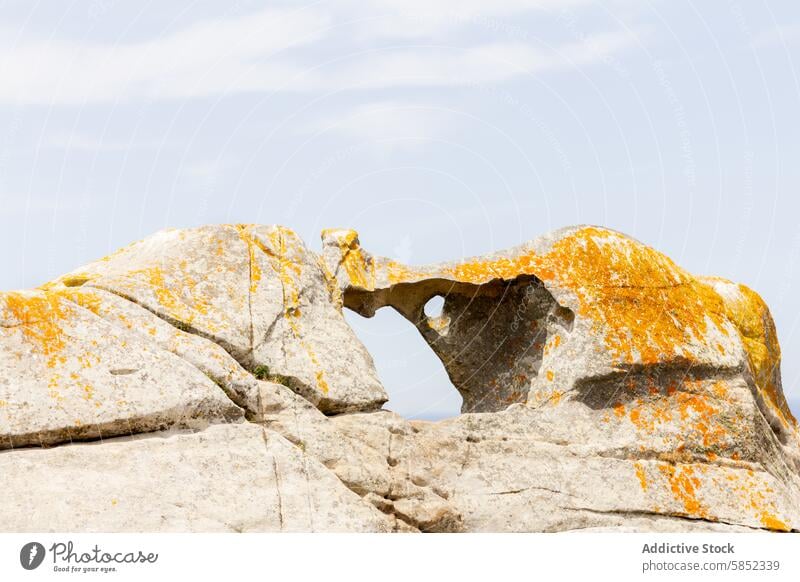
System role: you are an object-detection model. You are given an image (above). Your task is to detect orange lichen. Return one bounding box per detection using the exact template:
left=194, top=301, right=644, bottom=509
left=72, top=259, right=213, bottom=331
left=620, top=378, right=732, bottom=456
left=148, top=265, right=209, bottom=320
left=3, top=291, right=69, bottom=366
left=760, top=513, right=789, bottom=531
left=251, top=226, right=329, bottom=395
left=350, top=227, right=736, bottom=367
left=316, top=255, right=344, bottom=309
left=425, top=314, right=450, bottom=333
left=322, top=229, right=376, bottom=290
left=385, top=259, right=423, bottom=286
left=725, top=470, right=792, bottom=531
left=657, top=463, right=707, bottom=517
left=713, top=281, right=795, bottom=428
left=253, top=226, right=303, bottom=311
left=235, top=225, right=264, bottom=294
left=634, top=462, right=649, bottom=491
left=332, top=226, right=795, bottom=436
left=55, top=289, right=103, bottom=317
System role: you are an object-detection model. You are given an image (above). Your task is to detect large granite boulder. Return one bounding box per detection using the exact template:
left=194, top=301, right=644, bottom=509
left=0, top=224, right=797, bottom=532
left=48, top=224, right=387, bottom=414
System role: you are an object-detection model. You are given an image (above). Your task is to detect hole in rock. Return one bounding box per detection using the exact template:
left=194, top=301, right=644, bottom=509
left=423, top=295, right=445, bottom=318
left=344, top=307, right=462, bottom=421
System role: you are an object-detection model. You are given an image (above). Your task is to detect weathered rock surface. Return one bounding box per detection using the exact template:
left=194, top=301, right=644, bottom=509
left=0, top=288, right=243, bottom=448
left=1, top=224, right=798, bottom=533
left=50, top=225, right=387, bottom=414
left=0, top=422, right=394, bottom=532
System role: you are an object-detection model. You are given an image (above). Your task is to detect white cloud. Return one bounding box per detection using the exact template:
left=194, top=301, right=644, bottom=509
left=0, top=7, right=330, bottom=105
left=350, top=0, right=602, bottom=40
left=325, top=33, right=636, bottom=90
left=0, top=5, right=637, bottom=105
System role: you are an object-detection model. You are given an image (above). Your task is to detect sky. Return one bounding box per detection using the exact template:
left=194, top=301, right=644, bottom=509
left=1, top=0, right=799, bottom=420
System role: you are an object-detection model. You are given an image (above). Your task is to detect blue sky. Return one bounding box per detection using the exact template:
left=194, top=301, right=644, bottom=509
left=1, top=1, right=799, bottom=419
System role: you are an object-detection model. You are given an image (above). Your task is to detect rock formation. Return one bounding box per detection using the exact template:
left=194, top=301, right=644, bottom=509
left=1, top=224, right=798, bottom=532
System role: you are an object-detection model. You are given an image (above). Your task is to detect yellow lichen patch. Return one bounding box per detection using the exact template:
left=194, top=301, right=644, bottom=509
left=619, top=379, right=734, bottom=458
left=316, top=255, right=343, bottom=310
left=253, top=226, right=303, bottom=311
left=78, top=351, right=101, bottom=369
left=725, top=470, right=792, bottom=531
left=314, top=370, right=330, bottom=395
left=364, top=225, right=798, bottom=439
left=151, top=266, right=206, bottom=318
left=117, top=263, right=212, bottom=330
left=380, top=227, right=734, bottom=367
left=710, top=380, right=728, bottom=399
left=62, top=231, right=225, bottom=329
left=323, top=228, right=377, bottom=290
left=55, top=288, right=103, bottom=316
left=715, top=281, right=796, bottom=429
left=634, top=462, right=649, bottom=491
left=235, top=225, right=263, bottom=294
left=657, top=463, right=707, bottom=518
left=675, top=392, right=727, bottom=448
left=2, top=291, right=70, bottom=366
left=760, top=513, right=789, bottom=532
left=426, top=315, right=450, bottom=333
left=524, top=229, right=731, bottom=365
left=251, top=226, right=330, bottom=396
left=386, top=260, right=426, bottom=286
left=629, top=406, right=642, bottom=426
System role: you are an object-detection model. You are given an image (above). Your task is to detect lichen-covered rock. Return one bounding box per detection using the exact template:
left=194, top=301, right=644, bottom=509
left=49, top=224, right=387, bottom=414
left=0, top=288, right=242, bottom=448
left=322, top=226, right=753, bottom=411
left=320, top=225, right=800, bottom=531
left=1, top=223, right=798, bottom=533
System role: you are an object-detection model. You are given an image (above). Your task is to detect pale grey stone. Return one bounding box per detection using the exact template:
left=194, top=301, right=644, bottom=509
left=1, top=223, right=798, bottom=533
left=0, top=423, right=394, bottom=532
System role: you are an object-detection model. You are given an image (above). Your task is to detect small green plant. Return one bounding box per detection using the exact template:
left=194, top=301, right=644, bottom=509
left=251, top=364, right=292, bottom=388
left=252, top=365, right=271, bottom=380
left=172, top=319, right=192, bottom=333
